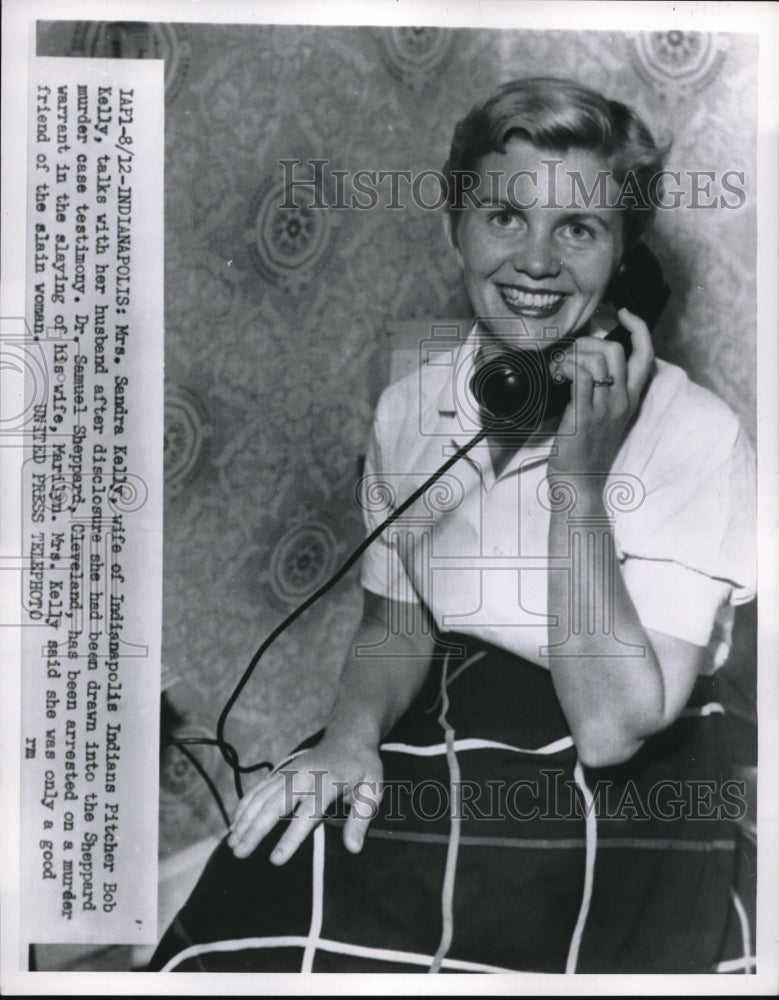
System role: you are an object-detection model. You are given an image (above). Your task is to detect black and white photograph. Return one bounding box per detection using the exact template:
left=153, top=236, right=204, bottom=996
left=1, top=0, right=777, bottom=994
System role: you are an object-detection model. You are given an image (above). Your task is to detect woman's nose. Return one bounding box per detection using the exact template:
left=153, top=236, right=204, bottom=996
left=513, top=232, right=561, bottom=279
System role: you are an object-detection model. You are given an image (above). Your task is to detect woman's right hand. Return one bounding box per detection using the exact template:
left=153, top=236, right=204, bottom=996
left=227, top=731, right=384, bottom=864
left=227, top=591, right=432, bottom=864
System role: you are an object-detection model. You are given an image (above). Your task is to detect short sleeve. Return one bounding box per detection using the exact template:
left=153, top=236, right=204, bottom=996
left=616, top=374, right=756, bottom=649
left=358, top=401, right=421, bottom=606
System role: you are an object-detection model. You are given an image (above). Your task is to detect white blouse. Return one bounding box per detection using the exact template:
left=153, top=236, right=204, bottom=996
left=359, top=327, right=756, bottom=670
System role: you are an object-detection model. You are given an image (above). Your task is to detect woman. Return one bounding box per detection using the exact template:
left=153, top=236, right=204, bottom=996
left=151, top=78, right=755, bottom=974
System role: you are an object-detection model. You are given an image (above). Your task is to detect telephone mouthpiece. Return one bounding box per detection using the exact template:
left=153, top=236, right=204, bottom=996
left=470, top=347, right=570, bottom=429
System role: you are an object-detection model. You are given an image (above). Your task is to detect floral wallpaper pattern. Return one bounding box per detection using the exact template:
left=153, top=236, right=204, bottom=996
left=38, top=22, right=758, bottom=855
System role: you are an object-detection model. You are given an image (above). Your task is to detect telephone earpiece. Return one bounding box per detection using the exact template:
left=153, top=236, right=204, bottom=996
left=605, top=240, right=671, bottom=334
left=471, top=241, right=670, bottom=429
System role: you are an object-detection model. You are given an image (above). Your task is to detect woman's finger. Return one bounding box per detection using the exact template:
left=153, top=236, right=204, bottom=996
left=554, top=354, right=605, bottom=422
left=229, top=780, right=293, bottom=858
left=567, top=360, right=595, bottom=422
left=589, top=337, right=629, bottom=415
left=572, top=336, right=629, bottom=385
left=559, top=336, right=637, bottom=418
left=230, top=771, right=286, bottom=834
left=342, top=778, right=384, bottom=854
left=229, top=770, right=301, bottom=852
left=616, top=308, right=654, bottom=402
left=231, top=773, right=292, bottom=835
left=268, top=781, right=342, bottom=864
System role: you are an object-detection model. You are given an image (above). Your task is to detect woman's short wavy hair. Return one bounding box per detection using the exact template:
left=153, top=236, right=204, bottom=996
left=444, top=76, right=669, bottom=247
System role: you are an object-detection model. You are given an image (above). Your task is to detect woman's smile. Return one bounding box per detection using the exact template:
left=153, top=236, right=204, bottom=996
left=497, top=283, right=569, bottom=317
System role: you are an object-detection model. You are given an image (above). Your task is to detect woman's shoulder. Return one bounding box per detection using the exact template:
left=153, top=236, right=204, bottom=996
left=375, top=365, right=423, bottom=412
left=631, top=359, right=749, bottom=462
left=373, top=349, right=460, bottom=430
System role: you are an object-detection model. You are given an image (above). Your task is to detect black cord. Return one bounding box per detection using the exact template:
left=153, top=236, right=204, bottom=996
left=215, top=427, right=489, bottom=799
left=163, top=728, right=325, bottom=822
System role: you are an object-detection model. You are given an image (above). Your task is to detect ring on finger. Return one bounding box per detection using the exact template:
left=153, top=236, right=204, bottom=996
left=592, top=376, right=614, bottom=388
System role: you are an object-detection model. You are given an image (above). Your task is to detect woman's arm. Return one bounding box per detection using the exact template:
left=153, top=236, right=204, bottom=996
left=546, top=308, right=704, bottom=767
left=547, top=488, right=704, bottom=767
left=326, top=590, right=436, bottom=747
left=228, top=590, right=434, bottom=861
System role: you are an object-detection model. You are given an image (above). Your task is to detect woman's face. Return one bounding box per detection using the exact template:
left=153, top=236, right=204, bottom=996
left=450, top=137, right=624, bottom=350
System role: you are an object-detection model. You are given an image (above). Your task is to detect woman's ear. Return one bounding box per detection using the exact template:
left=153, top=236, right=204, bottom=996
left=442, top=210, right=464, bottom=267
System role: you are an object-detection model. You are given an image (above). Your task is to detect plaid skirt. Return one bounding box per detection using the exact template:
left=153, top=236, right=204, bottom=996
left=149, top=634, right=753, bottom=974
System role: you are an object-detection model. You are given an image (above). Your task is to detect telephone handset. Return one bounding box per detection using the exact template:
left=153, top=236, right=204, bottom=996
left=471, top=242, right=671, bottom=429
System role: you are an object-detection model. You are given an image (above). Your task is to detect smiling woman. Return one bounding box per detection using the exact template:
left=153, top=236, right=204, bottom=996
left=149, top=77, right=756, bottom=975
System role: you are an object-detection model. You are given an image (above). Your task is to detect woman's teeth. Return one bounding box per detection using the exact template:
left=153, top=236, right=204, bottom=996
left=500, top=286, right=565, bottom=311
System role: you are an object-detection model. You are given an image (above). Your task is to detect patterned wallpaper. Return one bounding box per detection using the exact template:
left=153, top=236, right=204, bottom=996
left=37, top=22, right=758, bottom=855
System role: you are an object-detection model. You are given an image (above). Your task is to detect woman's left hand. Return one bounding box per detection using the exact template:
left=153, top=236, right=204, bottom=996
left=547, top=308, right=655, bottom=491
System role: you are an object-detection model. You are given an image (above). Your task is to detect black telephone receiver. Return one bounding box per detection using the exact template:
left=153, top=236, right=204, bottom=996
left=471, top=242, right=671, bottom=429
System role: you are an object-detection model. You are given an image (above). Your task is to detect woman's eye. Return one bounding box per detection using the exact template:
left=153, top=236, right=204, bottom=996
left=490, top=211, right=519, bottom=228
left=563, top=222, right=594, bottom=241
